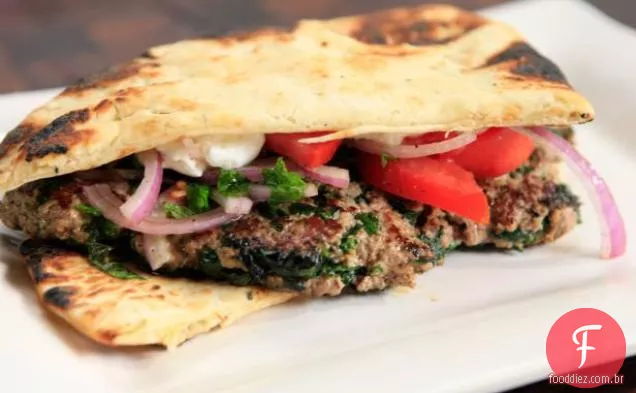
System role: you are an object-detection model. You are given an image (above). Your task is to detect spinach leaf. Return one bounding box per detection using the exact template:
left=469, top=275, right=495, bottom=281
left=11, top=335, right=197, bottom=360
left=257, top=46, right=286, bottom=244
left=186, top=183, right=211, bottom=213
left=217, top=169, right=250, bottom=197
left=87, top=242, right=143, bottom=279
left=262, top=158, right=306, bottom=205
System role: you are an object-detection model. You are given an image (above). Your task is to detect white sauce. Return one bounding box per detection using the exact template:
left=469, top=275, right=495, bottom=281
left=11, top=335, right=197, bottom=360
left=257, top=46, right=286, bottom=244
left=156, top=134, right=265, bottom=176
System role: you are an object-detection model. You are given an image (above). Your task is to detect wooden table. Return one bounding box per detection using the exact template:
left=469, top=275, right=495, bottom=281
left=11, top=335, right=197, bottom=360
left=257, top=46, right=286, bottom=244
left=1, top=0, right=635, bottom=391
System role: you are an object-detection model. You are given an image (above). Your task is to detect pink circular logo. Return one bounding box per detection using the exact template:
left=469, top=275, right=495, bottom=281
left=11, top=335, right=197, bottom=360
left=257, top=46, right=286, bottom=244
left=546, top=308, right=626, bottom=388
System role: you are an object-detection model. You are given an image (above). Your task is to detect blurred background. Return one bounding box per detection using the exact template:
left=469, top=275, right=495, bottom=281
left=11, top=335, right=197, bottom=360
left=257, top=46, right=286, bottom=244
left=0, top=0, right=632, bottom=93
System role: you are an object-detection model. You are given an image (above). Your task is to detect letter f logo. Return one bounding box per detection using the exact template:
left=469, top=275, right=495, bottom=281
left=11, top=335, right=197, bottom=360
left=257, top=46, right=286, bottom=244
left=572, top=324, right=603, bottom=369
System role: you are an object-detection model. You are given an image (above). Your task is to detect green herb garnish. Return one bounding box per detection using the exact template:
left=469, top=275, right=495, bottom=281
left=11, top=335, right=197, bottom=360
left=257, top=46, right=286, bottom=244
left=75, top=203, right=101, bottom=217
left=321, top=262, right=361, bottom=286
left=217, top=169, right=250, bottom=197
left=186, top=183, right=211, bottom=213
left=340, top=224, right=362, bottom=253
left=87, top=242, right=143, bottom=279
left=289, top=203, right=316, bottom=216
left=355, top=212, right=379, bottom=235
left=369, top=265, right=384, bottom=276
left=263, top=158, right=306, bottom=205
left=163, top=202, right=195, bottom=219
left=100, top=220, right=121, bottom=239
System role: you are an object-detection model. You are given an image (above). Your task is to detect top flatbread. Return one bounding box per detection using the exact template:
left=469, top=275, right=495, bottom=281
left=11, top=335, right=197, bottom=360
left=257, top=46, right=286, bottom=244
left=0, top=4, right=594, bottom=192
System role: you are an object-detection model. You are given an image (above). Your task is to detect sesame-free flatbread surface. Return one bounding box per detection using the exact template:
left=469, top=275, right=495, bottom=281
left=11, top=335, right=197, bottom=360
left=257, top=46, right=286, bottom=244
left=0, top=4, right=593, bottom=192
left=19, top=241, right=296, bottom=348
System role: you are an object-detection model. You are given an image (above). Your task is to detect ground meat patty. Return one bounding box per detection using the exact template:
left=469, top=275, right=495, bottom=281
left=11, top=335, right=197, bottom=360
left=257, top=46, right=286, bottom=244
left=0, top=142, right=581, bottom=296
left=136, top=182, right=435, bottom=296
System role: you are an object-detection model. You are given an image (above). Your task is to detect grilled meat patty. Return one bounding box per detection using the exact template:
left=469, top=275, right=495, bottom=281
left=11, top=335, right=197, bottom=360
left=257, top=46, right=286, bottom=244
left=0, top=132, right=581, bottom=296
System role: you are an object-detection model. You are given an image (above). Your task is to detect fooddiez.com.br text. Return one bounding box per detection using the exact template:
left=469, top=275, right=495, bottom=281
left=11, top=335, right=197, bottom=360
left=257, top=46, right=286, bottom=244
left=548, top=373, right=624, bottom=386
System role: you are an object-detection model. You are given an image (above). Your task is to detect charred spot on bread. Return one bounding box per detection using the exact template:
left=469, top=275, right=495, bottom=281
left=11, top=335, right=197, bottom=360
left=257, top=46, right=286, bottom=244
left=481, top=41, right=569, bottom=85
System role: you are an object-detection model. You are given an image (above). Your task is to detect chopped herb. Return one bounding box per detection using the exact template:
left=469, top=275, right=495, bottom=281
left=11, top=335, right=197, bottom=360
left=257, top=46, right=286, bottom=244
left=355, top=212, right=379, bottom=235
left=75, top=204, right=101, bottom=217
left=418, top=231, right=450, bottom=264
left=369, top=265, right=383, bottom=276
left=289, top=203, right=316, bottom=216
left=380, top=152, right=395, bottom=167
left=100, top=220, right=121, bottom=239
left=317, top=206, right=340, bottom=220
left=321, top=262, right=361, bottom=286
left=87, top=242, right=143, bottom=279
left=186, top=183, right=211, bottom=213
left=510, top=164, right=533, bottom=178
left=288, top=203, right=340, bottom=220
left=340, top=224, right=362, bottom=253
left=495, top=229, right=542, bottom=251
left=262, top=158, right=306, bottom=205
left=217, top=169, right=250, bottom=197
left=388, top=198, right=420, bottom=226
left=163, top=202, right=195, bottom=219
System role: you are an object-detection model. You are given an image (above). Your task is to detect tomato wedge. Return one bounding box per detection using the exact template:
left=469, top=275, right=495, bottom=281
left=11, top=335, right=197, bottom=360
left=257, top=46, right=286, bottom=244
left=438, top=127, right=534, bottom=178
left=265, top=131, right=341, bottom=168
left=357, top=152, right=490, bottom=224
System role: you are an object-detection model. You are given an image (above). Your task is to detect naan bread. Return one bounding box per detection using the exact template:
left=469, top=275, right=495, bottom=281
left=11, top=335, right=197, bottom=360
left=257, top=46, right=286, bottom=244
left=19, top=240, right=296, bottom=348
left=0, top=4, right=594, bottom=192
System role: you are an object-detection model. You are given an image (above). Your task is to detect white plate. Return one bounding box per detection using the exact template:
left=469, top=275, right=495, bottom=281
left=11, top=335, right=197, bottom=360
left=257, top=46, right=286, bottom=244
left=1, top=0, right=635, bottom=392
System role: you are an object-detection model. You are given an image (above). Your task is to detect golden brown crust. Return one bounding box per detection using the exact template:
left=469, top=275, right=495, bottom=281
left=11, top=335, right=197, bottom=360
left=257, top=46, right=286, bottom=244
left=20, top=240, right=296, bottom=348
left=0, top=4, right=594, bottom=192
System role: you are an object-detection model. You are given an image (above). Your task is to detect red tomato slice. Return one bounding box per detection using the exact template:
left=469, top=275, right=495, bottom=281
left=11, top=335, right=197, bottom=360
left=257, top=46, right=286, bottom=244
left=357, top=152, right=490, bottom=224
left=265, top=131, right=341, bottom=168
left=439, top=127, right=534, bottom=178
left=402, top=131, right=459, bottom=145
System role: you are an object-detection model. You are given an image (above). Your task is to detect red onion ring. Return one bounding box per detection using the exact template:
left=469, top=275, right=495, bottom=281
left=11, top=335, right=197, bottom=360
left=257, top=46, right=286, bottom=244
left=119, top=151, right=163, bottom=224
left=202, top=158, right=350, bottom=190
left=248, top=185, right=271, bottom=202
left=350, top=132, right=477, bottom=158
left=202, top=158, right=277, bottom=184
left=84, top=184, right=240, bottom=235
left=512, top=127, right=626, bottom=259
left=211, top=191, right=253, bottom=214
left=289, top=164, right=350, bottom=189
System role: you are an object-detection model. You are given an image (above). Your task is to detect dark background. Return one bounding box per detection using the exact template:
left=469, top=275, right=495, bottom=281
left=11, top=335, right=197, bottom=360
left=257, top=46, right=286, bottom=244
left=1, top=0, right=635, bottom=391
left=0, top=0, right=634, bottom=93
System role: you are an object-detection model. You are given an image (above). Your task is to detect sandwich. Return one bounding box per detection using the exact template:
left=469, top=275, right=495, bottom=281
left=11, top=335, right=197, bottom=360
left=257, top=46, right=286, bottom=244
left=0, top=4, right=625, bottom=348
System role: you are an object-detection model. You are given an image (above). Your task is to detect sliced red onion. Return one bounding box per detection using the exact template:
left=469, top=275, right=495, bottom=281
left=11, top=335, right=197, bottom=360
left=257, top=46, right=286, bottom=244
left=202, top=158, right=278, bottom=184
left=211, top=191, right=253, bottom=214
left=512, top=127, right=626, bottom=259
left=248, top=185, right=271, bottom=202
left=350, top=132, right=477, bottom=158
left=84, top=184, right=240, bottom=235
left=119, top=150, right=163, bottom=224
left=292, top=165, right=350, bottom=189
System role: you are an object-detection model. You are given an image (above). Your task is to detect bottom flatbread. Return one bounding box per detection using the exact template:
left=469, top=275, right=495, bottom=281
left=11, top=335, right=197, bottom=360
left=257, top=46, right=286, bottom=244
left=19, top=240, right=297, bottom=349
